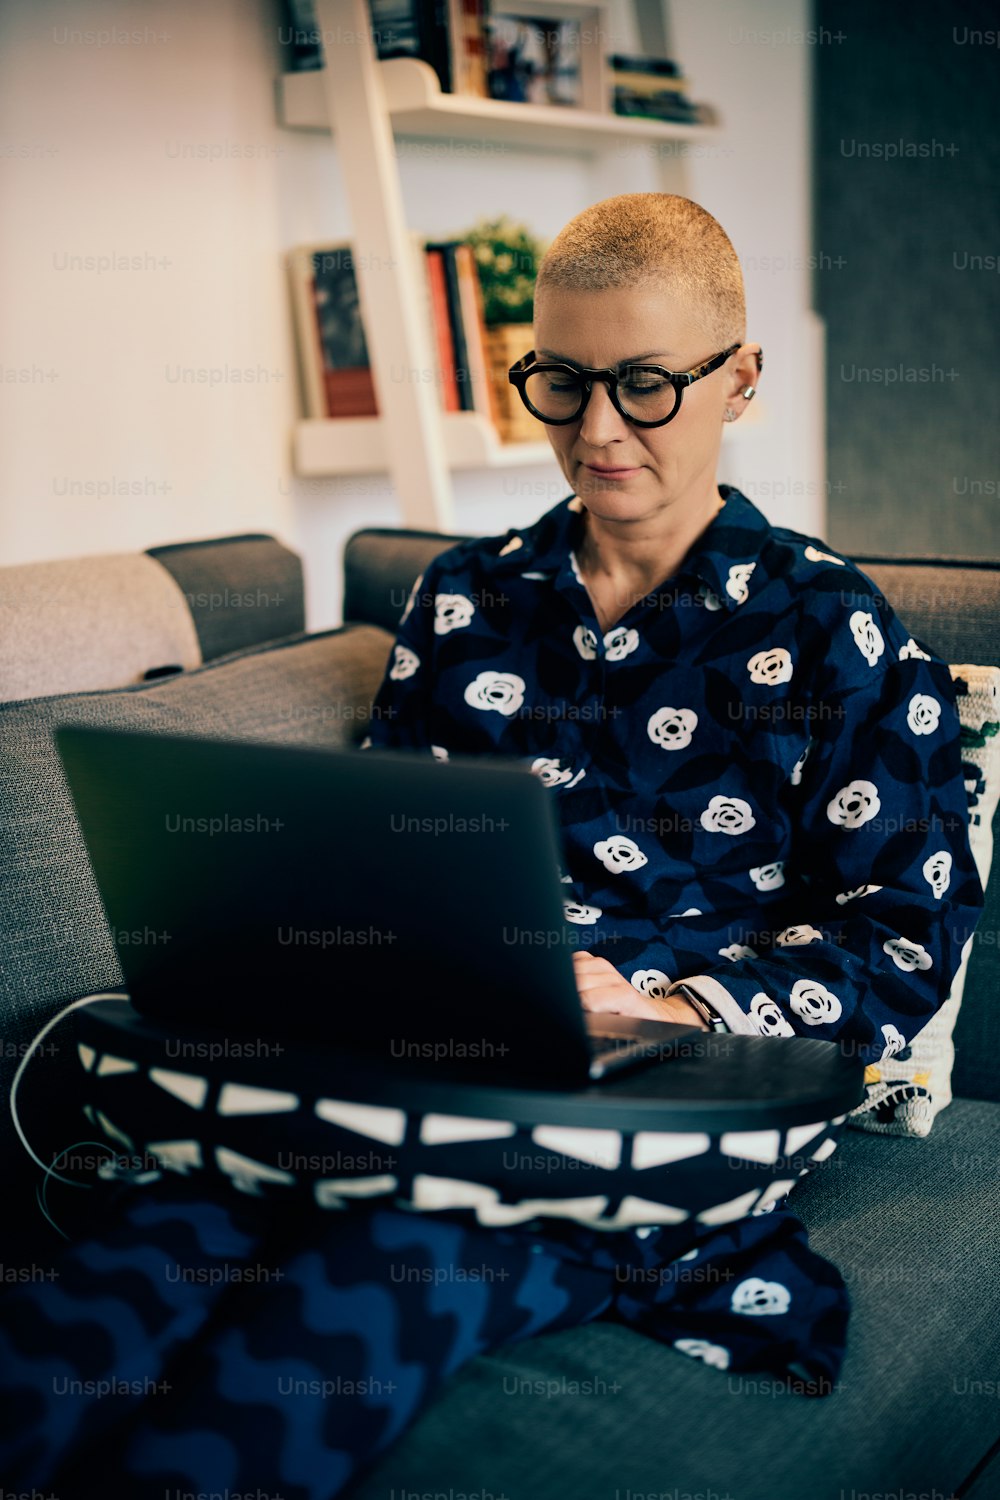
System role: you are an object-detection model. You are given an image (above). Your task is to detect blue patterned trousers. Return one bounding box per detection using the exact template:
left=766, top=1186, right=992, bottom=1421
left=0, top=1176, right=847, bottom=1498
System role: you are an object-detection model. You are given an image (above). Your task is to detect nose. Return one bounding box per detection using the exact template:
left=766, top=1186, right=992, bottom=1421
left=577, top=378, right=632, bottom=446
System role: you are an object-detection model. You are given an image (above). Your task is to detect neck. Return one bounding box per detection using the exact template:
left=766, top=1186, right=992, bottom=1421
left=576, top=483, right=726, bottom=596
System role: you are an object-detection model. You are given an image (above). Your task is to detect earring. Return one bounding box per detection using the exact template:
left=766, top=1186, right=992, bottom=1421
left=723, top=408, right=737, bottom=422
left=742, top=387, right=756, bottom=401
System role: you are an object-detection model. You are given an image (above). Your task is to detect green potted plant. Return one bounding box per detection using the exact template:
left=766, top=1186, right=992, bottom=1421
left=462, top=214, right=549, bottom=442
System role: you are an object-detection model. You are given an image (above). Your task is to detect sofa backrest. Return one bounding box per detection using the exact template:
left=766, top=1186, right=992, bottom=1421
left=343, top=527, right=1000, bottom=1105
left=0, top=533, right=305, bottom=703
left=0, top=621, right=394, bottom=1187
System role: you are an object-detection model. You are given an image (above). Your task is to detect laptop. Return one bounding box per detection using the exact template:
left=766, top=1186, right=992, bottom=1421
left=54, top=726, right=702, bottom=1085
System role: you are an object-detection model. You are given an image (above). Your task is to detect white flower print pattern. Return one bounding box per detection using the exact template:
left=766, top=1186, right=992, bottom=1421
left=850, top=610, right=885, bottom=667
left=594, top=835, right=648, bottom=875
left=603, top=626, right=639, bottom=661
left=700, top=796, right=756, bottom=836
left=532, top=757, right=585, bottom=790
left=431, top=745, right=449, bottom=761
left=647, top=707, right=698, bottom=751
left=631, top=969, right=671, bottom=1000
left=573, top=625, right=598, bottom=660
left=826, top=779, right=881, bottom=829
left=776, top=925, right=823, bottom=946
left=747, top=648, right=793, bottom=686
left=389, top=644, right=419, bottom=680
left=907, top=694, right=941, bottom=736
left=835, top=884, right=882, bottom=904
left=726, top=561, right=756, bottom=604
left=719, top=943, right=757, bottom=962
left=883, top=937, right=932, bottom=973
left=732, top=1278, right=791, bottom=1316
left=804, top=544, right=845, bottom=566
left=463, top=671, right=526, bottom=716
left=922, top=850, right=952, bottom=898
left=789, top=979, right=842, bottom=1026
left=674, top=1338, right=730, bottom=1370
left=564, top=900, right=602, bottom=925
left=789, top=740, right=813, bottom=787
left=899, top=637, right=931, bottom=661
left=880, top=1024, right=907, bottom=1061
left=749, top=994, right=795, bottom=1036
left=750, top=862, right=785, bottom=892
left=434, top=593, right=475, bottom=634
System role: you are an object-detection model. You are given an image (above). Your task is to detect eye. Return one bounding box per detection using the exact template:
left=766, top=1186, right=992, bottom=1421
left=621, top=375, right=669, bottom=394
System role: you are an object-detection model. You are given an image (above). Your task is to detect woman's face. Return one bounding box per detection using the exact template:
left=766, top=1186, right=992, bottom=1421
left=531, top=283, right=743, bottom=520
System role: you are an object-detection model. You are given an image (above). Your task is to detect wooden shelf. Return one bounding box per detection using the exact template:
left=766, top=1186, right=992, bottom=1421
left=280, top=57, right=719, bottom=156
left=294, top=411, right=555, bottom=477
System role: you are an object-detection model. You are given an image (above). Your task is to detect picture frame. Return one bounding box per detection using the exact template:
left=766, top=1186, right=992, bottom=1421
left=485, top=1, right=609, bottom=113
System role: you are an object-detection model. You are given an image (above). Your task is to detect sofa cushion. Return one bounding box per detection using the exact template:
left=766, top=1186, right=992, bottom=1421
left=0, top=533, right=306, bottom=703
left=0, top=552, right=203, bottom=702
left=1, top=623, right=393, bottom=1177
left=848, top=662, right=1000, bottom=1135
left=146, top=533, right=305, bottom=662
left=346, top=1097, right=1000, bottom=1500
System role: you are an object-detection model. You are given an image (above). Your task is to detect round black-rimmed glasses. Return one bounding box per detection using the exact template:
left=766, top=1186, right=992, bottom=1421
left=507, top=343, right=747, bottom=428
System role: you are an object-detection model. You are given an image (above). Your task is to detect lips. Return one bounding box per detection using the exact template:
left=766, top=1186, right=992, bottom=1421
left=583, top=463, right=642, bottom=477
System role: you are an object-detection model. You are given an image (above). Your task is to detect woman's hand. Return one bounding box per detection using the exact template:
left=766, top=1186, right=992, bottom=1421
left=571, top=952, right=709, bottom=1029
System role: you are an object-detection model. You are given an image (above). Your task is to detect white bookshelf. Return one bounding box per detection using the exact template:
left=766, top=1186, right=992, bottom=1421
left=285, top=0, right=719, bottom=528
left=279, top=55, right=718, bottom=156
left=295, top=411, right=552, bottom=476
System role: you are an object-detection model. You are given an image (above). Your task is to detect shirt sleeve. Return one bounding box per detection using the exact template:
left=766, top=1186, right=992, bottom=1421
left=663, top=650, right=985, bottom=1065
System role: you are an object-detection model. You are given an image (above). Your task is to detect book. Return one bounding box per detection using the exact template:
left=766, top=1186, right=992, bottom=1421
left=455, top=241, right=500, bottom=426
left=287, top=243, right=378, bottom=420
left=287, top=244, right=329, bottom=419
left=424, top=247, right=461, bottom=411
left=424, top=241, right=474, bottom=411
left=280, top=0, right=323, bottom=71
left=416, top=0, right=452, bottom=92
left=369, top=0, right=424, bottom=62
left=447, top=0, right=489, bottom=98
left=609, top=53, right=682, bottom=77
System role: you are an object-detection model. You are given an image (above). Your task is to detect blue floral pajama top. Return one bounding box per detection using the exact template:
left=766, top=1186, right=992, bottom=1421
left=364, top=484, right=983, bottom=1060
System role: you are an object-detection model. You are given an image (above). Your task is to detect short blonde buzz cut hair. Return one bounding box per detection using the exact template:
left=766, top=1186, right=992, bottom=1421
left=534, top=192, right=746, bottom=352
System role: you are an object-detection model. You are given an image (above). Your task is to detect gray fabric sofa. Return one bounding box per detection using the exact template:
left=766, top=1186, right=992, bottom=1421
left=2, top=528, right=998, bottom=1500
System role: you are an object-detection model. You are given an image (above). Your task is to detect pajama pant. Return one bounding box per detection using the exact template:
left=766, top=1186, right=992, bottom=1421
left=0, top=1174, right=848, bottom=1500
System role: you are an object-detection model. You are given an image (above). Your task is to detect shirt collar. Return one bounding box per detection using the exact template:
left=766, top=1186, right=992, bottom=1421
left=483, top=484, right=771, bottom=613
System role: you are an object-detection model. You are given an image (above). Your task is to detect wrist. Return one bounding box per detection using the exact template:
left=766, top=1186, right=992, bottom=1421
left=671, top=983, right=728, bottom=1033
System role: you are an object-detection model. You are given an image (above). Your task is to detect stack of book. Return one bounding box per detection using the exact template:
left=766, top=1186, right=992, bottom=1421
left=609, top=53, right=713, bottom=125
left=288, top=234, right=535, bottom=441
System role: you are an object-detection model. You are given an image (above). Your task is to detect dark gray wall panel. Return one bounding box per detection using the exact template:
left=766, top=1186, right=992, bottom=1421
left=815, top=0, right=999, bottom=558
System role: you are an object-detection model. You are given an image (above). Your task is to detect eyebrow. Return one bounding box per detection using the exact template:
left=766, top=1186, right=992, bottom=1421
left=537, top=348, right=675, bottom=369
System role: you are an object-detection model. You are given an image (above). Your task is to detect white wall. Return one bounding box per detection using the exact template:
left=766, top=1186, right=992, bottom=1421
left=0, top=0, right=824, bottom=631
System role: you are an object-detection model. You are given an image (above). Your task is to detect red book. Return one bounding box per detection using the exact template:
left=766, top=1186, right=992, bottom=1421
left=324, top=367, right=379, bottom=419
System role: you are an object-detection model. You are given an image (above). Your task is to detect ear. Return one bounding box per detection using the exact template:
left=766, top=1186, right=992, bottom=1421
left=721, top=343, right=763, bottom=422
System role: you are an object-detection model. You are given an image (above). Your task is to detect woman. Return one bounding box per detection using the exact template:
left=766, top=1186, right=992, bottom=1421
left=0, top=194, right=982, bottom=1498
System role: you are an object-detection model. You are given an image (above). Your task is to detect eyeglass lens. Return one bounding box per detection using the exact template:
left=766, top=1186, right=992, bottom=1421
left=523, top=365, right=681, bottom=423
